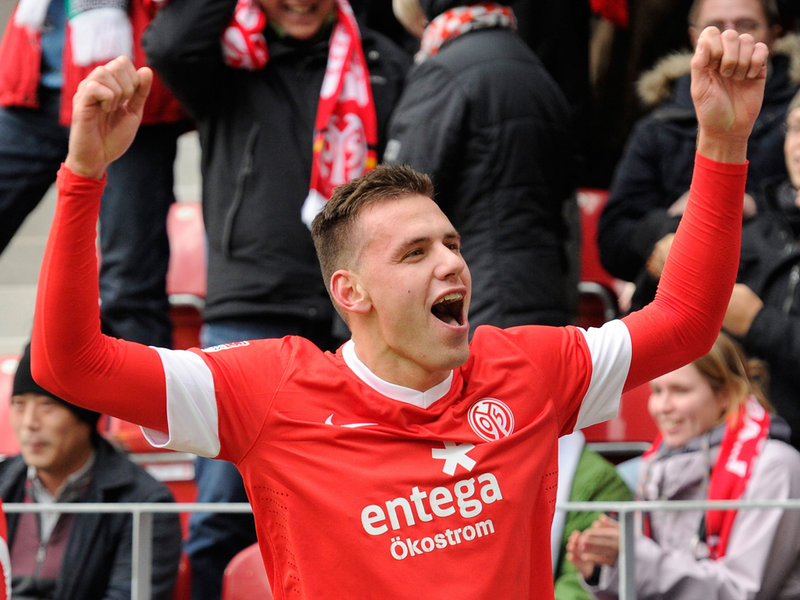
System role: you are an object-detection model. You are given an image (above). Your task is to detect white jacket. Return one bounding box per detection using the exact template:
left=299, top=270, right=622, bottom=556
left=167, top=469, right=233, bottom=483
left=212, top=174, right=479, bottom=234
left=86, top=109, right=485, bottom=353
left=591, top=430, right=800, bottom=599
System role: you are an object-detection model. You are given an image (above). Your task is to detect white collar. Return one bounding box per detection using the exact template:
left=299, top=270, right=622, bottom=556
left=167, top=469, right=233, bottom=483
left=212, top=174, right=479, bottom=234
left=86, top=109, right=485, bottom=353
left=342, top=340, right=453, bottom=409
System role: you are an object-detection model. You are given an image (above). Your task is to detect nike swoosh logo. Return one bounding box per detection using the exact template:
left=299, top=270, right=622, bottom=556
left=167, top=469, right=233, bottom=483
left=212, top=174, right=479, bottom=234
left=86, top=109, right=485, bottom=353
left=325, top=414, right=378, bottom=428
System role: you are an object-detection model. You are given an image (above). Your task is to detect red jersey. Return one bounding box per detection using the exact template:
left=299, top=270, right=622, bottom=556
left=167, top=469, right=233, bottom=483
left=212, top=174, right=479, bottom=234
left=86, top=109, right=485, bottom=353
left=144, top=321, right=631, bottom=598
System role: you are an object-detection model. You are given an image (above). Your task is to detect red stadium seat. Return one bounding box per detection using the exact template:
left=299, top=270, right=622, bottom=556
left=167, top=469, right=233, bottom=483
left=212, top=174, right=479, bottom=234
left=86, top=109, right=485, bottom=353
left=576, top=189, right=629, bottom=328
left=171, top=552, right=192, bottom=600
left=166, top=202, right=206, bottom=350
left=575, top=190, right=657, bottom=459
left=221, top=543, right=272, bottom=600
left=0, top=355, right=21, bottom=459
left=582, top=382, right=658, bottom=461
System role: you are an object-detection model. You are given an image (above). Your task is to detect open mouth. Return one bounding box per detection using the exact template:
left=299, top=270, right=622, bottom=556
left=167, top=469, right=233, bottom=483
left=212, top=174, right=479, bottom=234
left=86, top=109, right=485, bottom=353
left=431, top=292, right=465, bottom=326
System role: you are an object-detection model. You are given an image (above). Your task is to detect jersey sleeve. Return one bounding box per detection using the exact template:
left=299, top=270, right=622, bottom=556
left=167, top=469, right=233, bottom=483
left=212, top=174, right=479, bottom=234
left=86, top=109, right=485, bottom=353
left=496, top=320, right=631, bottom=433
left=621, top=153, right=746, bottom=389
left=32, top=166, right=169, bottom=431
left=143, top=339, right=291, bottom=462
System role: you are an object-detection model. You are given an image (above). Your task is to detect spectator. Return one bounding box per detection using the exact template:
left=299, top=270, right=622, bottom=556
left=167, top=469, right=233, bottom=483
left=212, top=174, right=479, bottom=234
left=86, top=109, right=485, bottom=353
left=0, top=343, right=183, bottom=600
left=568, top=332, right=800, bottom=598
left=31, top=26, right=767, bottom=597
left=722, top=90, right=800, bottom=451
left=384, top=0, right=578, bottom=332
left=0, top=0, right=191, bottom=348
left=597, top=0, right=800, bottom=311
left=587, top=0, right=695, bottom=189
left=142, top=1, right=410, bottom=597
left=553, top=431, right=632, bottom=600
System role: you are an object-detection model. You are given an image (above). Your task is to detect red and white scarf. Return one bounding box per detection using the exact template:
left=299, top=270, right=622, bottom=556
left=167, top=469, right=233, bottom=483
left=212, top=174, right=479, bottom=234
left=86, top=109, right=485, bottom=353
left=641, top=395, right=770, bottom=559
left=221, top=0, right=378, bottom=228
left=416, top=3, right=516, bottom=64
left=705, top=396, right=770, bottom=558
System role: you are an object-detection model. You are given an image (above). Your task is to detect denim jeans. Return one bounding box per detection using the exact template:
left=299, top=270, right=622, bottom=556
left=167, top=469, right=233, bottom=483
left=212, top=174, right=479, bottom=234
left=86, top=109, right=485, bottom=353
left=99, top=122, right=189, bottom=347
left=186, top=317, right=341, bottom=600
left=0, top=90, right=69, bottom=255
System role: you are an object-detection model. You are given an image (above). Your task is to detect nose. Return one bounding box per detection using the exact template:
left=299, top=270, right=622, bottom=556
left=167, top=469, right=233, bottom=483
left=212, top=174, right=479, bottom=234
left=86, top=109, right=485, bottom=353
left=434, top=243, right=466, bottom=280
left=21, top=402, right=41, bottom=430
left=649, top=390, right=672, bottom=415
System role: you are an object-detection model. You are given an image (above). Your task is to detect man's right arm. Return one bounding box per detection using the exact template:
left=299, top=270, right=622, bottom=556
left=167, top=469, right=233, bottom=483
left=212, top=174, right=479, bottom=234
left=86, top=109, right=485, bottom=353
left=31, top=58, right=170, bottom=432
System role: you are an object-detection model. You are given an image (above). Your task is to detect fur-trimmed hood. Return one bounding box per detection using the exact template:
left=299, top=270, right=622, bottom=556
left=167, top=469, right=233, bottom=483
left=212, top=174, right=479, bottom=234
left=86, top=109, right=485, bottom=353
left=636, top=32, right=800, bottom=109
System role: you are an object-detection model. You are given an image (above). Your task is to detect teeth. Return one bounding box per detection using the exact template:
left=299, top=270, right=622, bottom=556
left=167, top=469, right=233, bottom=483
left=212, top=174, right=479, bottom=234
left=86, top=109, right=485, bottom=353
left=435, top=292, right=463, bottom=305
left=287, top=4, right=313, bottom=13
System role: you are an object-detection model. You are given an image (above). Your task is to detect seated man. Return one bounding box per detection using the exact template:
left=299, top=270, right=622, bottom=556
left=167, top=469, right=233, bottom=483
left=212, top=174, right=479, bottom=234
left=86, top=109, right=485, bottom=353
left=0, top=344, right=182, bottom=600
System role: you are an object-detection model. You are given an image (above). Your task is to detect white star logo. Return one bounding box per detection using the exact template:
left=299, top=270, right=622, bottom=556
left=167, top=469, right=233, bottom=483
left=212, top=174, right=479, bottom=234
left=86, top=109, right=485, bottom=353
left=431, top=441, right=476, bottom=475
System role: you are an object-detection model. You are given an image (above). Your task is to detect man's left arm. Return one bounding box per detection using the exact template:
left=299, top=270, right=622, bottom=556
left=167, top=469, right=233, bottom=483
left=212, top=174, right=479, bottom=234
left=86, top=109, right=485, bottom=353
left=620, top=27, right=768, bottom=389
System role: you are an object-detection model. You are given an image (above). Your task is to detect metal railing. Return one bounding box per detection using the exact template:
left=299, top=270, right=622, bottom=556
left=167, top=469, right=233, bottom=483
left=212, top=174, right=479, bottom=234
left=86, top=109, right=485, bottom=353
left=5, top=498, right=800, bottom=600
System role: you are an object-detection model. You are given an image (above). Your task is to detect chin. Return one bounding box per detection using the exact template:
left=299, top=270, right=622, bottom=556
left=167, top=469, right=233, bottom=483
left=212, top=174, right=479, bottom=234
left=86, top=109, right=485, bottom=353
left=442, top=340, right=470, bottom=369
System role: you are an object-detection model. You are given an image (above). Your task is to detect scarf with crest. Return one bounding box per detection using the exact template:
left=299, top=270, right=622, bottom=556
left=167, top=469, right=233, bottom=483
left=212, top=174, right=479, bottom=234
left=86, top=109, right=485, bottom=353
left=416, top=3, right=515, bottom=64
left=222, top=0, right=378, bottom=228
left=641, top=395, right=770, bottom=559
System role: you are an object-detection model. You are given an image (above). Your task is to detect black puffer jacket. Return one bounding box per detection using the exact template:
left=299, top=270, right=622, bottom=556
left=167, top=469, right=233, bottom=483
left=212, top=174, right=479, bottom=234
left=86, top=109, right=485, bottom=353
left=738, top=177, right=800, bottom=450
left=383, top=0, right=577, bottom=332
left=598, top=35, right=800, bottom=306
left=144, top=0, right=410, bottom=328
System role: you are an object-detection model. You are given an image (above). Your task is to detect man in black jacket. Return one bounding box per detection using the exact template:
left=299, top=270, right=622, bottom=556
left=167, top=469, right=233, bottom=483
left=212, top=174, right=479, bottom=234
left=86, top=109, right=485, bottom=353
left=1, top=344, right=182, bottom=600
left=142, top=1, right=410, bottom=597
left=384, top=0, right=578, bottom=333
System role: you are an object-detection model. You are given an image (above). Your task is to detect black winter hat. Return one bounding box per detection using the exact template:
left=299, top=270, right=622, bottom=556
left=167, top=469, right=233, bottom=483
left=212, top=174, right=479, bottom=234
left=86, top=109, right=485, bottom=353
left=12, top=343, right=102, bottom=428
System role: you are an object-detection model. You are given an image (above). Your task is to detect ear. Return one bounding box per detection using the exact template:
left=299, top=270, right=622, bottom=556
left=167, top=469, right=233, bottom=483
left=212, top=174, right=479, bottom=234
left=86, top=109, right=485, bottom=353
left=715, top=389, right=732, bottom=419
left=330, top=269, right=371, bottom=315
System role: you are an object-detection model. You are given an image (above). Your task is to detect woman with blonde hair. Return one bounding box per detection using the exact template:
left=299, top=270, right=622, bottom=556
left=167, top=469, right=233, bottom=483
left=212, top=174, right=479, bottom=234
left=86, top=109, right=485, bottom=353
left=568, top=332, right=800, bottom=599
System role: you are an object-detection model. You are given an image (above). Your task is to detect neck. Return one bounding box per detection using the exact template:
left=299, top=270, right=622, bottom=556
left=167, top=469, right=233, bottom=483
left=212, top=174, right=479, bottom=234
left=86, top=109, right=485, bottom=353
left=36, top=446, right=94, bottom=498
left=349, top=337, right=452, bottom=392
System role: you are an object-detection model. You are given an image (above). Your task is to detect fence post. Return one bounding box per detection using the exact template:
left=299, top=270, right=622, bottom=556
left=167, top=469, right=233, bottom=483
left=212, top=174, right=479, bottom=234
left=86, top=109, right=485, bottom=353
left=131, top=510, right=153, bottom=600
left=617, top=508, right=637, bottom=599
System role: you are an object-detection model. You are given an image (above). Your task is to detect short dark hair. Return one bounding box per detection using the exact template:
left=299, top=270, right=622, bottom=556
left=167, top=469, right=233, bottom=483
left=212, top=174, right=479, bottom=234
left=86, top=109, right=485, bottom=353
left=688, top=0, right=779, bottom=27
left=311, top=164, right=434, bottom=289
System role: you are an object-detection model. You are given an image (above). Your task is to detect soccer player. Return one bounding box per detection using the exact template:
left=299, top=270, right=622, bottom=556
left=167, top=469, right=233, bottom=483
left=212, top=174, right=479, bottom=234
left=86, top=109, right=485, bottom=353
left=30, top=26, right=767, bottom=599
